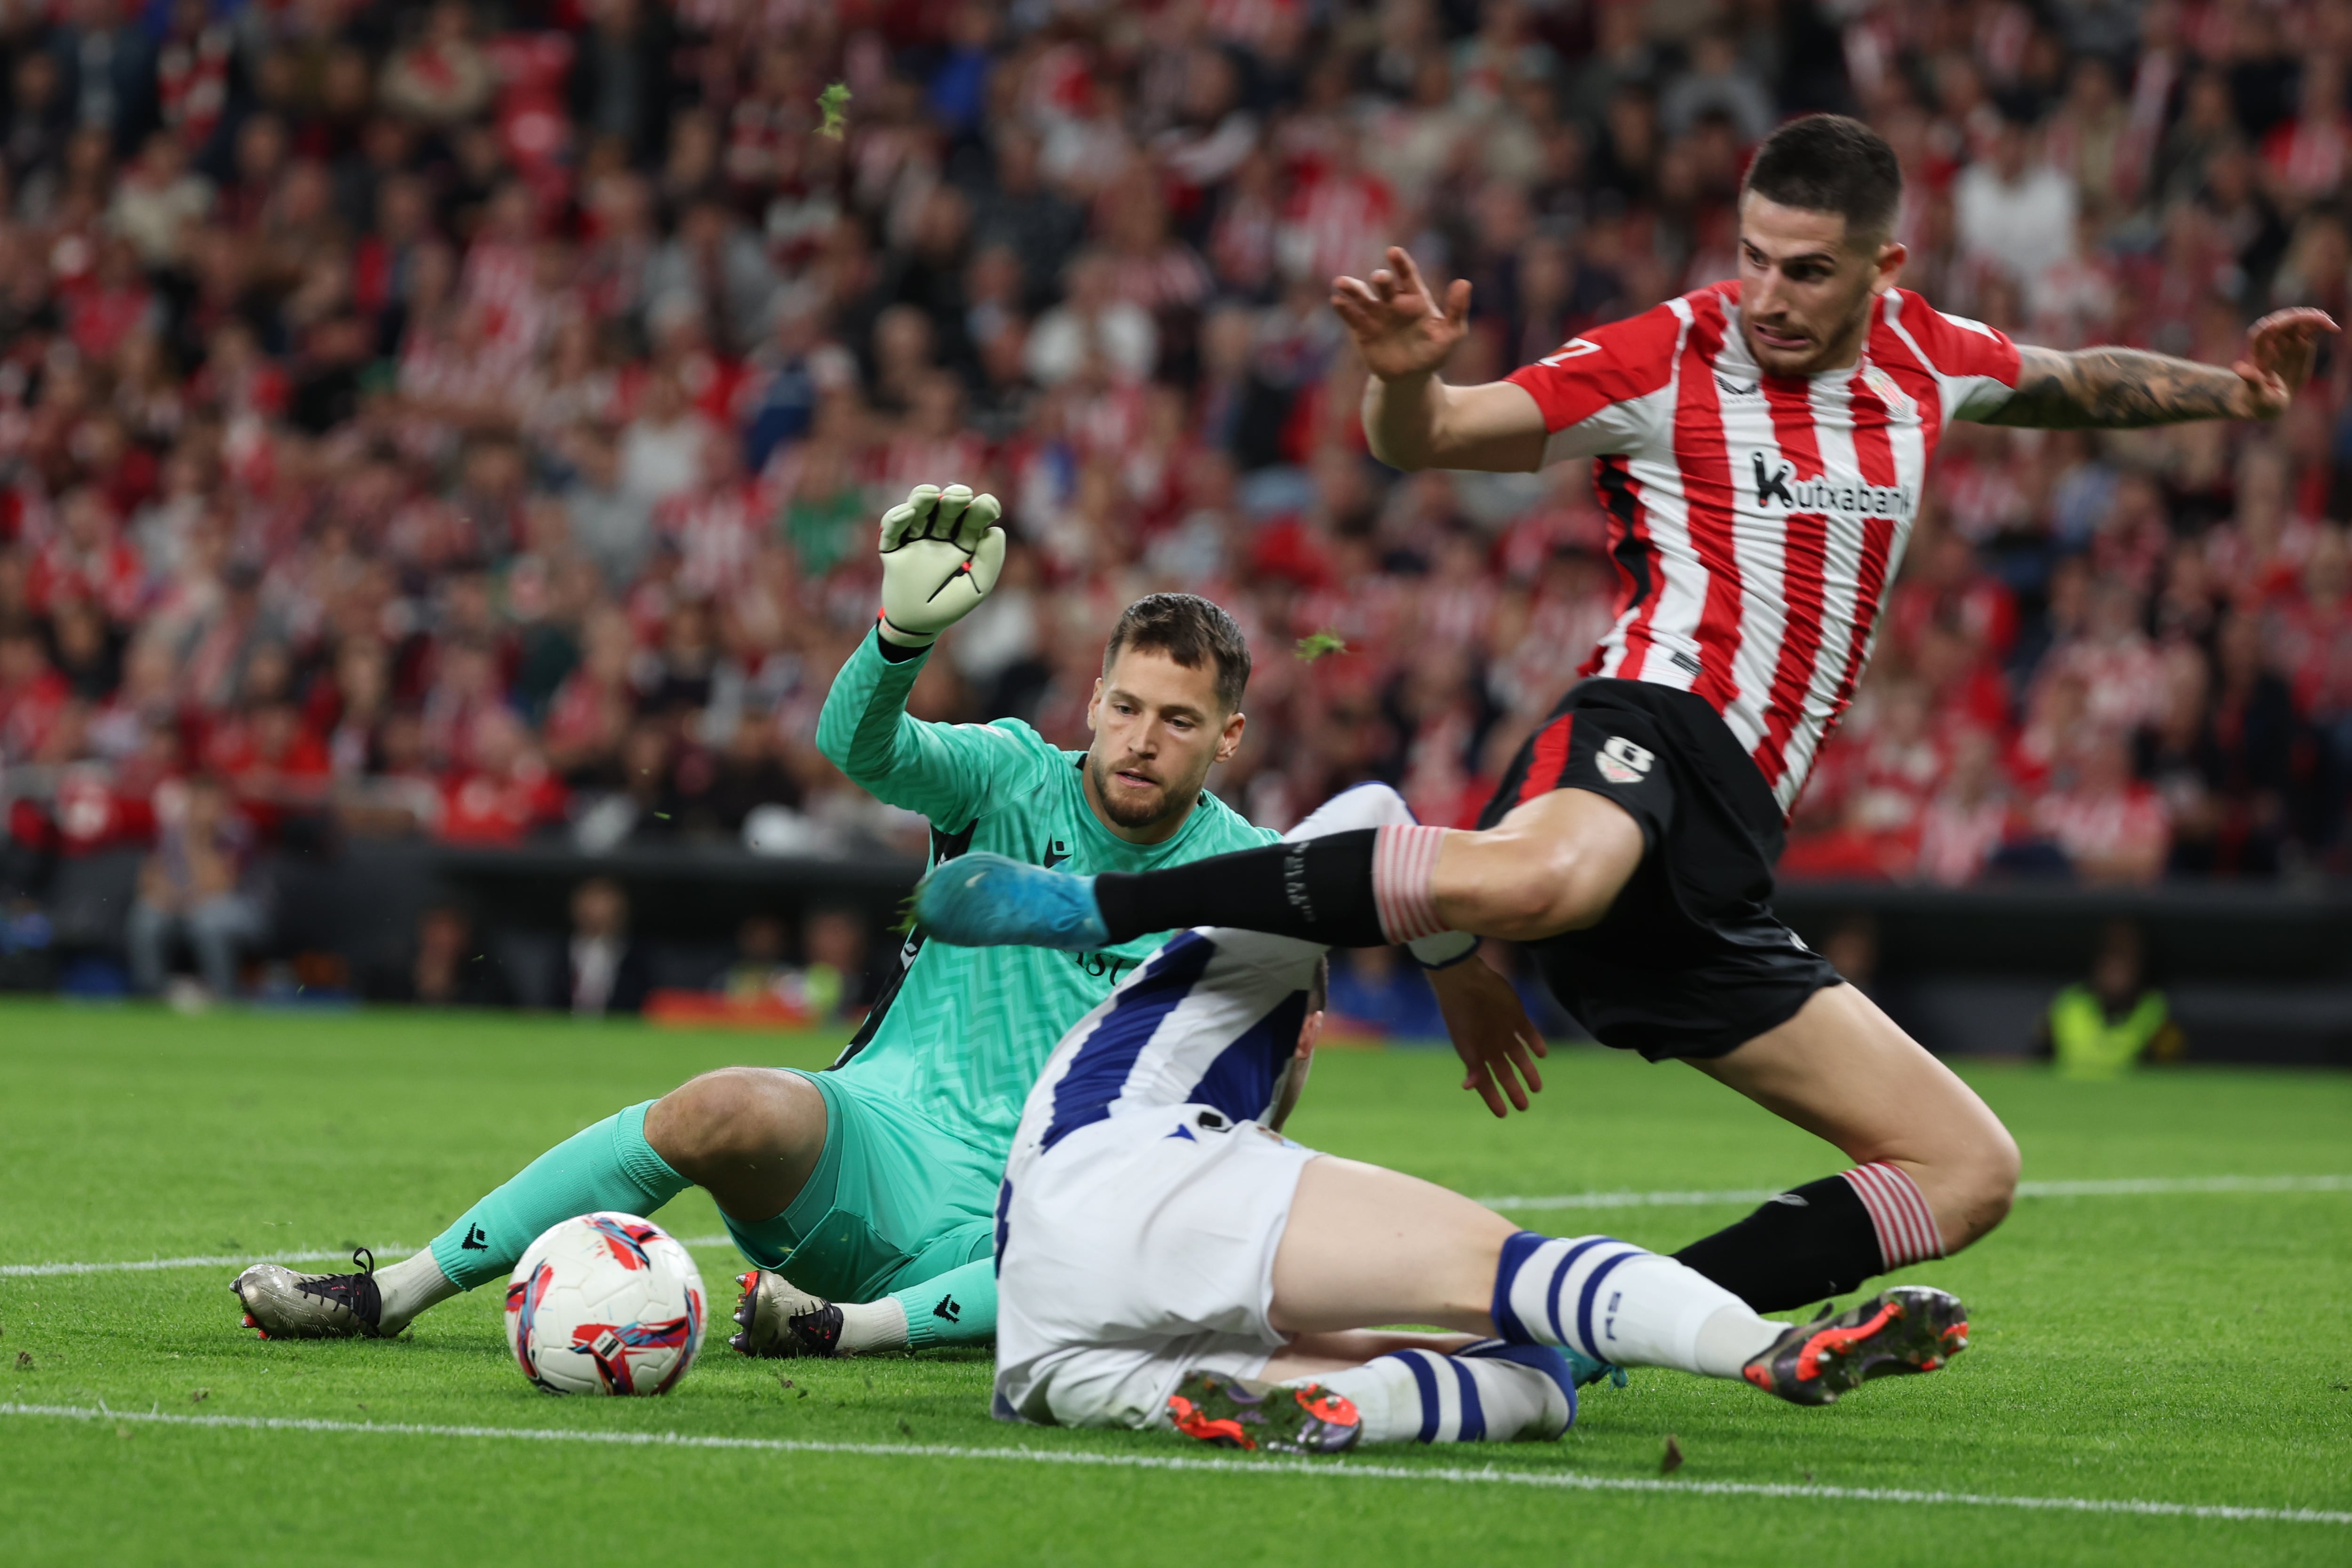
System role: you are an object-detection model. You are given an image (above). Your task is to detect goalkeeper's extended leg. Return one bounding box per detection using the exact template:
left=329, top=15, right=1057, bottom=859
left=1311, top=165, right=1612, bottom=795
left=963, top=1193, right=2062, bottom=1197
left=234, top=1070, right=827, bottom=1340
left=232, top=1101, right=695, bottom=1339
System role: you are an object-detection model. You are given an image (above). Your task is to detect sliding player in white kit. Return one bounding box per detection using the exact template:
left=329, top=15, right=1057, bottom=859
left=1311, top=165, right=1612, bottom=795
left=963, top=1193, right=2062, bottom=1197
left=991, top=783, right=1967, bottom=1452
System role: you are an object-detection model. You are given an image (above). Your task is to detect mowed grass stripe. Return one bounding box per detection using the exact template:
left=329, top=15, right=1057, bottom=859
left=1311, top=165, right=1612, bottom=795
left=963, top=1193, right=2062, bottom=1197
left=9, top=1173, right=2346, bottom=1277
left=3, top=1402, right=2345, bottom=1528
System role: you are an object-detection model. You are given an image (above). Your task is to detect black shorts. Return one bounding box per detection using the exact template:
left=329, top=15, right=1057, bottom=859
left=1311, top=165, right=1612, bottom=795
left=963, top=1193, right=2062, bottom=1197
left=1477, top=677, right=1840, bottom=1061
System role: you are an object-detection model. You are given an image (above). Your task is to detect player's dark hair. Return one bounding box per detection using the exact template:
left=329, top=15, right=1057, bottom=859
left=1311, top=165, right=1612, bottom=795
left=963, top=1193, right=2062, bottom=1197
left=1742, top=114, right=1903, bottom=245
left=1103, top=593, right=1251, bottom=713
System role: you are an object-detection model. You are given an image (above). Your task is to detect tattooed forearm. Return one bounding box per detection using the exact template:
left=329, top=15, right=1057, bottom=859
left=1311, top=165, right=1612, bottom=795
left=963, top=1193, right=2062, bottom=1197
left=1979, top=346, right=2252, bottom=429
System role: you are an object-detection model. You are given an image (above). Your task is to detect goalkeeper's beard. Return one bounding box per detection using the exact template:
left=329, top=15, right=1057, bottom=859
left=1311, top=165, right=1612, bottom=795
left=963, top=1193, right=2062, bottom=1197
left=1086, top=751, right=1202, bottom=833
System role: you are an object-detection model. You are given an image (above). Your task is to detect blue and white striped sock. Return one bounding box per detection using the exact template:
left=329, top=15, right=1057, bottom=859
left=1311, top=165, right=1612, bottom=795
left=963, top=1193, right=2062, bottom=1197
left=1489, top=1230, right=1769, bottom=1374
left=1309, top=1342, right=1575, bottom=1444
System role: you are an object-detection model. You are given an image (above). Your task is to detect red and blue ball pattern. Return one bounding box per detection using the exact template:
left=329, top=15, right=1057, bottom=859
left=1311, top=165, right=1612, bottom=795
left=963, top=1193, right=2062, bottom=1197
left=503, top=1212, right=707, bottom=1396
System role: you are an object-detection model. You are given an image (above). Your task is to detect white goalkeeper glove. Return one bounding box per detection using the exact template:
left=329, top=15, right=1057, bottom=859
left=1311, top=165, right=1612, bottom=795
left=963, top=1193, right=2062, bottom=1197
left=875, top=483, right=1006, bottom=648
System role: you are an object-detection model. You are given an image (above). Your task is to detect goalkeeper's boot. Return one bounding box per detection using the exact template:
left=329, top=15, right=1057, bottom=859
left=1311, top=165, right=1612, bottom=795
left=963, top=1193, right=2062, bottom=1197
left=1166, top=1372, right=1362, bottom=1455
left=1741, top=1285, right=1969, bottom=1407
left=232, top=1248, right=388, bottom=1340
left=729, top=1269, right=845, bottom=1359
left=1563, top=1344, right=1629, bottom=1390
left=912, top=852, right=1109, bottom=951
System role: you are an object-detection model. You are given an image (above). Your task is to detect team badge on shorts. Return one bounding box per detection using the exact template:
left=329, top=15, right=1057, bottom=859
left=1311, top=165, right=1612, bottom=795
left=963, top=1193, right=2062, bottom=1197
left=1597, top=735, right=1655, bottom=785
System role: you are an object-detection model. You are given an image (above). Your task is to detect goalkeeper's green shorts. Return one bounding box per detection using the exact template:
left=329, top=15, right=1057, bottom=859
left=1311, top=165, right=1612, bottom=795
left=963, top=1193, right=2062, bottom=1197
left=715, top=1069, right=1000, bottom=1303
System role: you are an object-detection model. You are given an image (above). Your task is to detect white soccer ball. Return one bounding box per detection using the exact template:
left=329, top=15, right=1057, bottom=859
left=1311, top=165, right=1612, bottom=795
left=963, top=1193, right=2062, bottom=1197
left=505, top=1212, right=707, bottom=1396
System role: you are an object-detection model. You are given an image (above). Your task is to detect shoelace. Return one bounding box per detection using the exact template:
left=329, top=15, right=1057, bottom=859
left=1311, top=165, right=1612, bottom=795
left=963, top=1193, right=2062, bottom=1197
left=789, top=1301, right=843, bottom=1353
left=294, top=1246, right=377, bottom=1304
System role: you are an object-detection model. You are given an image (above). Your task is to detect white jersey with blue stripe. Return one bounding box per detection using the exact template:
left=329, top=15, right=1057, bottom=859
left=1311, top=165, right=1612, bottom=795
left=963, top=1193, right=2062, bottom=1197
left=1005, top=924, right=1326, bottom=1185
left=1003, top=782, right=1459, bottom=1187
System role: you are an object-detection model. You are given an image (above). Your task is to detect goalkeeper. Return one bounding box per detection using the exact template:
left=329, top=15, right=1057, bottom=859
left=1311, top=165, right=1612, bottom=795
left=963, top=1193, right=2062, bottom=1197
left=232, top=484, right=1546, bottom=1357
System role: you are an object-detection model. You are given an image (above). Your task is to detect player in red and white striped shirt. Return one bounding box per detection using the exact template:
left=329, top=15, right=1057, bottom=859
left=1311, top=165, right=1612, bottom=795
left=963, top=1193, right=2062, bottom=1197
left=1323, top=113, right=2333, bottom=1312
left=915, top=116, right=2336, bottom=1326
left=1494, top=269, right=2006, bottom=815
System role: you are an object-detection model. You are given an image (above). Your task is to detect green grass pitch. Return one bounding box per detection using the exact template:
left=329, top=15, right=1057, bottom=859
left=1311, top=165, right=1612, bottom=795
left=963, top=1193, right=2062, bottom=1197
left=0, top=999, right=2346, bottom=1567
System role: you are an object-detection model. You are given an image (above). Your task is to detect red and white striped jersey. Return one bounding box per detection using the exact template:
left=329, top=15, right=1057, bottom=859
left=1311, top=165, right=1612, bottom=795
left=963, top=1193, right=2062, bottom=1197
left=1505, top=281, right=2022, bottom=814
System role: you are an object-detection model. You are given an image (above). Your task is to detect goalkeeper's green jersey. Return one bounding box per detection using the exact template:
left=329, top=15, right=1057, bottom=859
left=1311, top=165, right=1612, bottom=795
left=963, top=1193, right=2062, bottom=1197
left=814, top=628, right=1279, bottom=1156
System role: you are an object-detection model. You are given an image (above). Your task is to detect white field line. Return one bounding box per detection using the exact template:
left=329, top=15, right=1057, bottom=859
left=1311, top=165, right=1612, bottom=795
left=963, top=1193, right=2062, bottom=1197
left=0, top=1402, right=2343, bottom=1527
left=6, top=1174, right=2346, bottom=1280
left=1476, top=1172, right=2352, bottom=1211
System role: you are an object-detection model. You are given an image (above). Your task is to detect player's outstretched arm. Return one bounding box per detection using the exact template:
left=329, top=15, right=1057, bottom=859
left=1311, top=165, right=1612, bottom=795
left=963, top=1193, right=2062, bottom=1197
left=815, top=483, right=1040, bottom=824
left=1335, top=246, right=1548, bottom=473
left=1977, top=308, right=2339, bottom=428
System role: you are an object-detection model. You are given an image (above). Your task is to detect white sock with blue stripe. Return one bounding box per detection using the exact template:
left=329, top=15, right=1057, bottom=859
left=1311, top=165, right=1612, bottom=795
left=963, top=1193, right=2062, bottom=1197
left=1489, top=1231, right=1780, bottom=1376
left=1302, top=1341, right=1574, bottom=1445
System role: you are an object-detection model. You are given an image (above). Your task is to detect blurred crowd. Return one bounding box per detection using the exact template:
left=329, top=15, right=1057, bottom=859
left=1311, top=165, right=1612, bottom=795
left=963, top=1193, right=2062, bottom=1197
left=1, top=0, right=2351, bottom=1003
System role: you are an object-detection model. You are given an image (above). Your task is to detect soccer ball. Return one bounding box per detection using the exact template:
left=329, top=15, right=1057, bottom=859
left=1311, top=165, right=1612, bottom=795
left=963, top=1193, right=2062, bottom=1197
left=505, top=1212, right=707, bottom=1396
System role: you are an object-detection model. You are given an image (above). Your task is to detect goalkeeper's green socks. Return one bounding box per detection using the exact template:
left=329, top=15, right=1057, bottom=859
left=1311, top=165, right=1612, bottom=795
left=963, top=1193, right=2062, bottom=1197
left=823, top=1257, right=1000, bottom=1354
left=889, top=1256, right=997, bottom=1349
left=407, top=1099, right=997, bottom=1351
left=425, top=1101, right=693, bottom=1294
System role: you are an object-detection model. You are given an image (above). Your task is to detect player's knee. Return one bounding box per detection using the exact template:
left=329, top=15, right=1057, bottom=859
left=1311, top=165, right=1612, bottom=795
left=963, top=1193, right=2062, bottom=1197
left=1939, top=1124, right=2021, bottom=1251
left=646, top=1068, right=795, bottom=1179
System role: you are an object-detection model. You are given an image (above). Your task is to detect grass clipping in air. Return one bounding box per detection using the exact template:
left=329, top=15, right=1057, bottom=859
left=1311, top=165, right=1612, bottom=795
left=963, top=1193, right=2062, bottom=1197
left=1295, top=630, right=1349, bottom=662
left=818, top=83, right=851, bottom=139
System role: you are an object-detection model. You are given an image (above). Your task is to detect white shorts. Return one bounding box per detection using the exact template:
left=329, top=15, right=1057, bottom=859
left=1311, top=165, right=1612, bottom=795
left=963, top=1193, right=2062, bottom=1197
left=993, top=1104, right=1320, bottom=1430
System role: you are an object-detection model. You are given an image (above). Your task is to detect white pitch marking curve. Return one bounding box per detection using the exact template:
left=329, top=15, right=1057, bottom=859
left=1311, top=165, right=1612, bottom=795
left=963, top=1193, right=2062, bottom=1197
left=0, top=1402, right=2344, bottom=1527
left=4, top=1174, right=2344, bottom=1279
left=1474, top=1172, right=2352, bottom=1211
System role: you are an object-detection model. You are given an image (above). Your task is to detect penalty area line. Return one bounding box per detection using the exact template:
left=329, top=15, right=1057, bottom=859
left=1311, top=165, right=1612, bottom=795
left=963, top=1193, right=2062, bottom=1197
left=0, top=1402, right=2344, bottom=1528
left=5, top=1175, right=2346, bottom=1279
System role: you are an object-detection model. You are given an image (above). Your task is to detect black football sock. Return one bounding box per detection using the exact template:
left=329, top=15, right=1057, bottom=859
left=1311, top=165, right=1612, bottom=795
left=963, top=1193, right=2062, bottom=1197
left=1671, top=1174, right=1886, bottom=1313
left=1091, top=829, right=1391, bottom=947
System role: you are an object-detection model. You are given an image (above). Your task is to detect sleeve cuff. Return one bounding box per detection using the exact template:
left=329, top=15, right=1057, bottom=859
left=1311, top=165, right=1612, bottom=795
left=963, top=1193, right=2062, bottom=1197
left=874, top=623, right=933, bottom=661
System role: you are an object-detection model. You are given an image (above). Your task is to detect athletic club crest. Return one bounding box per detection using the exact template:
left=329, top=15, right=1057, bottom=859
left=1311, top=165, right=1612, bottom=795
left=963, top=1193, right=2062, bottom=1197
left=1861, top=365, right=1917, bottom=421
left=1597, top=735, right=1655, bottom=785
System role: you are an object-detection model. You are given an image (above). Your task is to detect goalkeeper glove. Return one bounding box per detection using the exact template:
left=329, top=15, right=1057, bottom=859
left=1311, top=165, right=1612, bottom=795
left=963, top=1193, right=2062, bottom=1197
left=875, top=483, right=1006, bottom=648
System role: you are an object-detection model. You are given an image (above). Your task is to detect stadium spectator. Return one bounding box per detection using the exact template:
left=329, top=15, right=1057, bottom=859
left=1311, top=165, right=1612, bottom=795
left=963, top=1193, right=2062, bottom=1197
left=378, top=2, right=494, bottom=130
left=564, top=874, right=649, bottom=1017
left=2272, top=524, right=2352, bottom=843
left=2031, top=731, right=2174, bottom=886
left=0, top=0, right=2342, bottom=1002
left=126, top=773, right=263, bottom=999
left=365, top=902, right=510, bottom=1008
left=2035, top=920, right=2187, bottom=1077
left=799, top=904, right=873, bottom=1021
left=1915, top=728, right=2014, bottom=887
left=1818, top=913, right=1881, bottom=996
left=0, top=620, right=72, bottom=765
left=2196, top=607, right=2303, bottom=873
left=1955, top=110, right=2080, bottom=285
